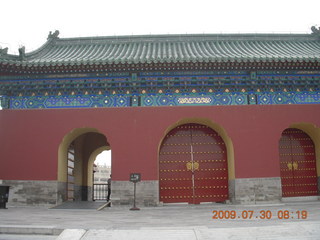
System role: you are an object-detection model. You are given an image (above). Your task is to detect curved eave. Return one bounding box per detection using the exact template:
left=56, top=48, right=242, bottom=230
left=1, top=58, right=320, bottom=76
left=2, top=55, right=320, bottom=67
left=24, top=37, right=58, bottom=58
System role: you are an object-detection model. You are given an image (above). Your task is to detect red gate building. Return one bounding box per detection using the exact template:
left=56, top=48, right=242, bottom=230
left=0, top=28, right=319, bottom=207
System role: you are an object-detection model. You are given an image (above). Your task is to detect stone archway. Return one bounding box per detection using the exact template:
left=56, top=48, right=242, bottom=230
left=58, top=128, right=110, bottom=203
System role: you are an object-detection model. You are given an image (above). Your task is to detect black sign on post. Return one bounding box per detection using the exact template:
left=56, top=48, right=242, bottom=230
left=130, top=173, right=141, bottom=183
left=130, top=173, right=141, bottom=211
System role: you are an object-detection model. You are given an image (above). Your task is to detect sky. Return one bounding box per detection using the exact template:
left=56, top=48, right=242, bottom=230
left=95, top=150, right=111, bottom=166
left=1, top=0, right=319, bottom=54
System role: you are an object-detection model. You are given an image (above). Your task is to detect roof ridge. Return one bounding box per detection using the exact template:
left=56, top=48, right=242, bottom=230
left=1, top=30, right=320, bottom=65
left=56, top=32, right=315, bottom=43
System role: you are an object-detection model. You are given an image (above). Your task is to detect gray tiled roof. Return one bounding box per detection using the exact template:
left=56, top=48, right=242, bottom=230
left=1, top=31, right=320, bottom=66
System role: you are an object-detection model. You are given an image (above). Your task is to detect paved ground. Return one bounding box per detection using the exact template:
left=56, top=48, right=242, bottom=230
left=0, top=200, right=320, bottom=239
left=0, top=234, right=56, bottom=240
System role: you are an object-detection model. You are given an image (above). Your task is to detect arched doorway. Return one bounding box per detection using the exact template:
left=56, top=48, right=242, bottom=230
left=58, top=128, right=110, bottom=202
left=279, top=128, right=318, bottom=197
left=159, top=123, right=228, bottom=204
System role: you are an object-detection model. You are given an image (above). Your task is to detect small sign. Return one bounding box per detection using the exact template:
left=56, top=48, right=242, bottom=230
left=130, top=173, right=141, bottom=183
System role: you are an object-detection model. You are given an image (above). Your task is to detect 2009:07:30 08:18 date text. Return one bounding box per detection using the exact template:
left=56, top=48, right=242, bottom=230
left=212, top=210, right=308, bottom=220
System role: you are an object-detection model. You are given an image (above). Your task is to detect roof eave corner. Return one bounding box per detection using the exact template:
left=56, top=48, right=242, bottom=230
left=311, top=26, right=320, bottom=39
left=0, top=47, right=9, bottom=57
left=21, top=30, right=60, bottom=59
left=47, top=30, right=60, bottom=41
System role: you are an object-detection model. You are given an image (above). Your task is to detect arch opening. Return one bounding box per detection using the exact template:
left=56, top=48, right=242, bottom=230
left=58, top=128, right=110, bottom=203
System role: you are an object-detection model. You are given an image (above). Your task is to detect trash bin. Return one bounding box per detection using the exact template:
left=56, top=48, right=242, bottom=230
left=0, top=185, right=10, bottom=209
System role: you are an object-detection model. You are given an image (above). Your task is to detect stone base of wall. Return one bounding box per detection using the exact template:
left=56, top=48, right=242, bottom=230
left=57, top=182, right=94, bottom=202
left=228, top=179, right=235, bottom=203
left=57, top=181, right=67, bottom=204
left=231, top=177, right=282, bottom=204
left=87, top=186, right=93, bottom=201
left=5, top=177, right=314, bottom=207
left=111, top=180, right=159, bottom=207
left=74, top=185, right=91, bottom=201
left=2, top=180, right=59, bottom=207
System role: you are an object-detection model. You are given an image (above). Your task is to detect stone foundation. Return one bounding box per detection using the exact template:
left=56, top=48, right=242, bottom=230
left=111, top=180, right=159, bottom=207
left=87, top=186, right=93, bottom=201
left=2, top=180, right=94, bottom=207
left=3, top=177, right=310, bottom=207
left=3, top=180, right=59, bottom=207
left=57, top=181, right=67, bottom=204
left=232, top=177, right=282, bottom=204
left=74, top=185, right=91, bottom=201
left=228, top=179, right=235, bottom=203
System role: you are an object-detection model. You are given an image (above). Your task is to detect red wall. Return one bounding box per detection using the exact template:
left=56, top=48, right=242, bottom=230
left=0, top=104, right=319, bottom=181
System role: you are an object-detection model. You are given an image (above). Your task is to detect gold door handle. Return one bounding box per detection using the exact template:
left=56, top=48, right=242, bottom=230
left=287, top=162, right=292, bottom=170
left=186, top=162, right=200, bottom=171
left=186, top=162, right=192, bottom=171
left=194, top=162, right=199, bottom=171
left=293, top=162, right=298, bottom=170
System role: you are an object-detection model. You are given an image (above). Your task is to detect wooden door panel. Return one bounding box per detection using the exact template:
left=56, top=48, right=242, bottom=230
left=191, top=124, right=228, bottom=203
left=160, top=123, right=229, bottom=204
left=159, top=126, right=193, bottom=203
left=279, top=133, right=294, bottom=197
left=280, top=128, right=318, bottom=197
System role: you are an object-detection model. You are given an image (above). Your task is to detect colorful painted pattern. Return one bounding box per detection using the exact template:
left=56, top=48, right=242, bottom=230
left=2, top=71, right=319, bottom=109
left=8, top=91, right=320, bottom=109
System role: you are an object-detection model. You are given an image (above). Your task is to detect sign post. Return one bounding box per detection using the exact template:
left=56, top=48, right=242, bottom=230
left=129, top=173, right=141, bottom=211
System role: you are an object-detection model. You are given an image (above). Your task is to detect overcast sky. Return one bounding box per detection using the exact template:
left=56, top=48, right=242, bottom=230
left=1, top=0, right=319, bottom=54
left=96, top=150, right=111, bottom=166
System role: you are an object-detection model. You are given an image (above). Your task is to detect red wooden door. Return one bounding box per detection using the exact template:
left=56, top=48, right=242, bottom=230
left=159, top=123, right=228, bottom=204
left=279, top=128, right=318, bottom=197
left=159, top=125, right=193, bottom=203
left=191, top=125, right=228, bottom=203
